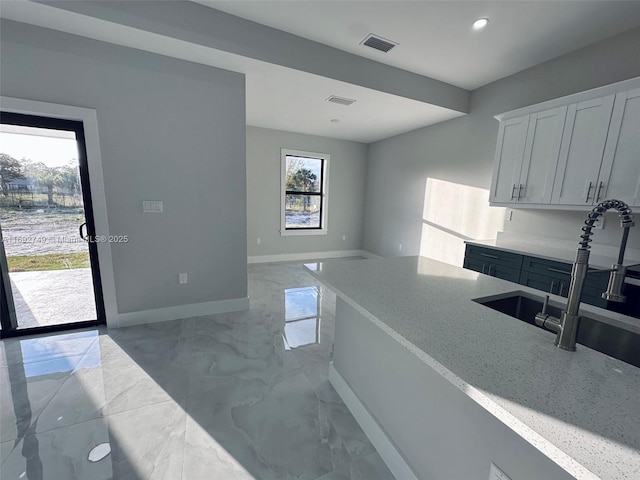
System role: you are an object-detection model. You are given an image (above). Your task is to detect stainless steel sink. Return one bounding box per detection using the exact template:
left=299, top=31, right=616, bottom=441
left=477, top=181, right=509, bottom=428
left=473, top=291, right=640, bottom=368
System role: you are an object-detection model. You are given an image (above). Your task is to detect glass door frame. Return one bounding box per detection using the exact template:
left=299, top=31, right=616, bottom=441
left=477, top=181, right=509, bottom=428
left=0, top=111, right=106, bottom=338
left=0, top=228, right=18, bottom=329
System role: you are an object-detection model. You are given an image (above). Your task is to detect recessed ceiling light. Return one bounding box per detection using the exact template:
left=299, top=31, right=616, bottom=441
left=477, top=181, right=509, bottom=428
left=472, top=18, right=489, bottom=30
left=331, top=119, right=340, bottom=123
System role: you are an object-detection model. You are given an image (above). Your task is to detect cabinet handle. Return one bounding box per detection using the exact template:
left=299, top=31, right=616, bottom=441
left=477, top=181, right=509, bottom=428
left=547, top=267, right=571, bottom=275
left=482, top=263, right=487, bottom=274
left=480, top=253, right=499, bottom=259
left=517, top=184, right=524, bottom=201
left=559, top=282, right=566, bottom=296
left=585, top=181, right=594, bottom=202
left=511, top=184, right=518, bottom=201
left=488, top=264, right=494, bottom=276
left=596, top=181, right=605, bottom=201
left=550, top=280, right=557, bottom=294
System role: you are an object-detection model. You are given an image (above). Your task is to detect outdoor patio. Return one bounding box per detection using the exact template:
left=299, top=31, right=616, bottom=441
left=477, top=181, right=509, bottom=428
left=8, top=268, right=97, bottom=329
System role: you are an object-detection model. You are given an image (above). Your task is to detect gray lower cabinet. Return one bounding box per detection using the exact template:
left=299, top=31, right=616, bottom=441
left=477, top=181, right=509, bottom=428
left=463, top=245, right=522, bottom=283
left=463, top=245, right=609, bottom=309
left=519, top=256, right=609, bottom=308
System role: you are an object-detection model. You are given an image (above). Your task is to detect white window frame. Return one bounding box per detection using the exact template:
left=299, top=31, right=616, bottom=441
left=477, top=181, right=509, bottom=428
left=280, top=148, right=329, bottom=236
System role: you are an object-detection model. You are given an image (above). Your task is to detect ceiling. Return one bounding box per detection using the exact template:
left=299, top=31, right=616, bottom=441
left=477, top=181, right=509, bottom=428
left=245, top=64, right=463, bottom=143
left=199, top=0, right=640, bottom=90
left=2, top=1, right=640, bottom=143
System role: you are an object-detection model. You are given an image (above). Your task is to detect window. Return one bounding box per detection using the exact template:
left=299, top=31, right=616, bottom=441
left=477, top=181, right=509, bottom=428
left=281, top=149, right=329, bottom=235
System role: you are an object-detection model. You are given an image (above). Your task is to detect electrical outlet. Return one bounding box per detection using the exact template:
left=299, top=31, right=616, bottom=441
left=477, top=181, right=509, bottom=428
left=179, top=273, right=188, bottom=284
left=257, top=237, right=261, bottom=245
left=342, top=234, right=346, bottom=241
left=488, top=463, right=512, bottom=480
left=398, top=243, right=403, bottom=252
left=593, top=217, right=604, bottom=230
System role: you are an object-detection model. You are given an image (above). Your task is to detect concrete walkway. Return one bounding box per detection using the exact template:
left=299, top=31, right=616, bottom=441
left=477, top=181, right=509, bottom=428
left=9, top=268, right=97, bottom=329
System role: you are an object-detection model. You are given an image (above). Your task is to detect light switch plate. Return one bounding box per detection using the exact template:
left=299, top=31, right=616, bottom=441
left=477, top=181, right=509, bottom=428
left=143, top=200, right=163, bottom=213
left=488, top=463, right=512, bottom=480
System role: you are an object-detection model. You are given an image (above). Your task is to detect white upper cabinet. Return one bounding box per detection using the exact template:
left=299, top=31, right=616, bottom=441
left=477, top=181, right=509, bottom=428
left=518, top=107, right=567, bottom=204
left=490, top=116, right=529, bottom=203
left=490, top=107, right=566, bottom=205
left=489, top=76, right=640, bottom=209
left=551, top=95, right=615, bottom=205
left=598, top=88, right=640, bottom=207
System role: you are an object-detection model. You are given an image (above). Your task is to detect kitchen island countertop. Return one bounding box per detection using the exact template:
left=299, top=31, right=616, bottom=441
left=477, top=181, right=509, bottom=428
left=306, top=256, right=640, bottom=480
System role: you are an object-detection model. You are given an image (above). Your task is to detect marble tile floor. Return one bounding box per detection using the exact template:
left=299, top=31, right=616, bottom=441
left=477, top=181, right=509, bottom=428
left=0, top=260, right=395, bottom=480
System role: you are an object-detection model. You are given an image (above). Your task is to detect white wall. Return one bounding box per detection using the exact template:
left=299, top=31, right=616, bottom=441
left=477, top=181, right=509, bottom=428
left=0, top=20, right=248, bottom=319
left=362, top=27, right=640, bottom=264
left=246, top=126, right=367, bottom=258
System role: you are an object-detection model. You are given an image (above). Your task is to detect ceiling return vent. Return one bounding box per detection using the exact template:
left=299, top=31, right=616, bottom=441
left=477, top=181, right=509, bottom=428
left=360, top=34, right=397, bottom=53
left=326, top=95, right=357, bottom=106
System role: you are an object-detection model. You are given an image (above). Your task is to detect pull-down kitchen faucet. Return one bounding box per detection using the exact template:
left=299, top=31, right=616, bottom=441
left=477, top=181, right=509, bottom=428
left=535, top=199, right=634, bottom=351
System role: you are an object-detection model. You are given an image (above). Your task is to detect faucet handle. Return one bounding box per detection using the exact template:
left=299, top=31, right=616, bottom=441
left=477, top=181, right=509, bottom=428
left=541, top=295, right=550, bottom=315
left=602, top=264, right=627, bottom=302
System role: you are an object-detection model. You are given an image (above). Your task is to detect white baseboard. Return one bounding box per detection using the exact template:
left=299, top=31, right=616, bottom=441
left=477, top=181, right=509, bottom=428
left=112, top=297, right=249, bottom=328
left=329, top=363, right=420, bottom=480
left=248, top=249, right=381, bottom=264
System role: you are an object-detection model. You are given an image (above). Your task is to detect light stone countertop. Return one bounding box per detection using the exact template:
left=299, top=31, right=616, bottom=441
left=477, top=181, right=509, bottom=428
left=306, top=256, right=640, bottom=480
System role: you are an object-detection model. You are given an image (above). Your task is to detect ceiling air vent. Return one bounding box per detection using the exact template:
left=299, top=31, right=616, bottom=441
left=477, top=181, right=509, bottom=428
left=361, top=34, right=397, bottom=53
left=326, top=95, right=357, bottom=106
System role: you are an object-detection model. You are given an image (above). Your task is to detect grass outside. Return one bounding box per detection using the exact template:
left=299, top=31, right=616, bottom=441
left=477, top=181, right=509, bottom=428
left=7, top=251, right=90, bottom=272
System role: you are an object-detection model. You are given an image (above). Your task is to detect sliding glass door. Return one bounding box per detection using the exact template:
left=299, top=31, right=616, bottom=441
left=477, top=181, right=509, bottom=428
left=0, top=112, right=105, bottom=337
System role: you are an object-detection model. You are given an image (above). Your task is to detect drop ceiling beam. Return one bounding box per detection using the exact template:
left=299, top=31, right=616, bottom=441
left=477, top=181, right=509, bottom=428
left=22, top=0, right=469, bottom=113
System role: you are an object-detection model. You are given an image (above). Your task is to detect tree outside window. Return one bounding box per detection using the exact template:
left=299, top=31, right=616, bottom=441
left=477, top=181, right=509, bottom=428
left=281, top=149, right=329, bottom=235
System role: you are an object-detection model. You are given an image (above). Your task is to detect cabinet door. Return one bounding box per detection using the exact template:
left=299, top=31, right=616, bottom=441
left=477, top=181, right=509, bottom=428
left=519, top=270, right=565, bottom=296
left=490, top=116, right=529, bottom=203
left=518, top=107, right=567, bottom=204
left=551, top=95, right=615, bottom=205
left=598, top=88, right=640, bottom=206
left=521, top=256, right=572, bottom=295
left=465, top=245, right=523, bottom=270
left=463, top=256, right=487, bottom=275
left=488, top=264, right=521, bottom=283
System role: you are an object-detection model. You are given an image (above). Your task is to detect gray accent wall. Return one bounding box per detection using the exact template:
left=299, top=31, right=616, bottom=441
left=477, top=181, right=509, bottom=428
left=0, top=20, right=248, bottom=314
left=247, top=126, right=367, bottom=257
left=362, top=27, right=640, bottom=263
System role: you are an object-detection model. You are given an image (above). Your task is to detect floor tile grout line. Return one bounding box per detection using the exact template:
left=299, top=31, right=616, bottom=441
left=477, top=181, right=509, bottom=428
left=0, top=341, right=96, bottom=466
left=0, top=332, right=100, bottom=368
left=181, top=396, right=190, bottom=480
left=2, top=334, right=185, bottom=441
left=103, top=397, right=179, bottom=420
left=100, top=372, right=187, bottom=419
left=8, top=336, right=100, bottom=439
